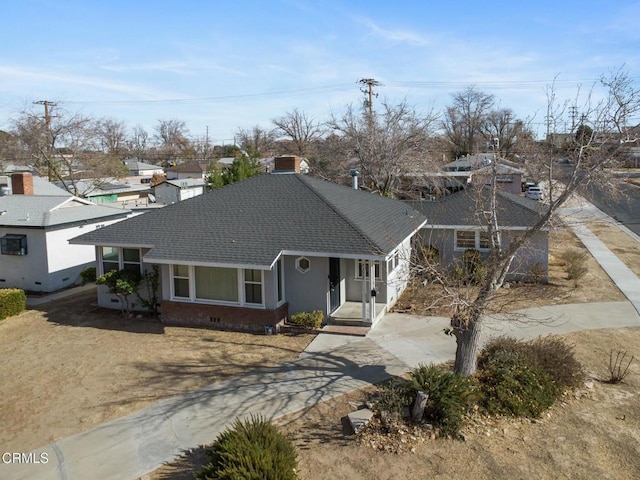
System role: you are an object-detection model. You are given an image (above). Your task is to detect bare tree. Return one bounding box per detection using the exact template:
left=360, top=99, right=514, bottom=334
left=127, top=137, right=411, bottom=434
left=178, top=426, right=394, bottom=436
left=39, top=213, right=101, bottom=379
left=128, top=125, right=149, bottom=160
left=272, top=108, right=322, bottom=157
left=235, top=125, right=277, bottom=158
left=423, top=69, right=639, bottom=376
left=480, top=108, right=530, bottom=159
left=11, top=105, right=127, bottom=195
left=153, top=119, right=192, bottom=165
left=328, top=100, right=437, bottom=196
left=97, top=118, right=128, bottom=158
left=442, top=87, right=495, bottom=159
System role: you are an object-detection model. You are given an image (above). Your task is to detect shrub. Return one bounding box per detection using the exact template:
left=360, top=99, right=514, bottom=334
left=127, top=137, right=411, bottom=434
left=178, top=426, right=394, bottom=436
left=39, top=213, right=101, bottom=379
left=477, top=336, right=522, bottom=369
left=409, top=364, right=474, bottom=437
left=375, top=378, right=414, bottom=427
left=288, top=310, right=323, bottom=329
left=524, top=336, right=584, bottom=390
left=607, top=349, right=635, bottom=384
left=479, top=335, right=584, bottom=391
left=528, top=262, right=547, bottom=283
left=196, top=415, right=298, bottom=480
left=79, top=267, right=96, bottom=285
left=560, top=248, right=589, bottom=286
left=0, top=288, right=27, bottom=320
left=477, top=352, right=558, bottom=418
left=453, top=249, right=487, bottom=285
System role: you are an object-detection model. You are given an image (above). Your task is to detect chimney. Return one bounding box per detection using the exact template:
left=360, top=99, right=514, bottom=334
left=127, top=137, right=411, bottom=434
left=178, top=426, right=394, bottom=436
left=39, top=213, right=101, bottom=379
left=272, top=155, right=300, bottom=174
left=11, top=172, right=34, bottom=195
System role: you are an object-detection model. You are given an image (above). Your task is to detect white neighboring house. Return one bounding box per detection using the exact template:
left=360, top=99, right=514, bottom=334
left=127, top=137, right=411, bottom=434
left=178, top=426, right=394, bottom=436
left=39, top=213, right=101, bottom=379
left=0, top=173, right=131, bottom=292
left=123, top=159, right=165, bottom=177
left=153, top=178, right=207, bottom=204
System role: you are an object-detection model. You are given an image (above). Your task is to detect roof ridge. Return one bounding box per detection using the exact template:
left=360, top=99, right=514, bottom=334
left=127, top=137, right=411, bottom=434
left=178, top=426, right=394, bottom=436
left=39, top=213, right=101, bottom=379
left=296, top=175, right=379, bottom=253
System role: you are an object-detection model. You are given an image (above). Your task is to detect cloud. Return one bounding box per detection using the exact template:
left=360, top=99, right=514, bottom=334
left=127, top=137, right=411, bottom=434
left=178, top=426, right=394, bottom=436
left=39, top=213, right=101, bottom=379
left=357, top=17, right=432, bottom=47
left=100, top=60, right=247, bottom=77
left=0, top=64, right=177, bottom=100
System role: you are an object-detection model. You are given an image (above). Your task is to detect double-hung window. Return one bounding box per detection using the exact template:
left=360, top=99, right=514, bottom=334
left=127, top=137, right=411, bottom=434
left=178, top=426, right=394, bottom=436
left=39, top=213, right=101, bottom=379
left=454, top=230, right=491, bottom=251
left=244, top=269, right=263, bottom=304
left=172, top=265, right=190, bottom=298
left=101, top=247, right=142, bottom=275
left=355, top=260, right=382, bottom=280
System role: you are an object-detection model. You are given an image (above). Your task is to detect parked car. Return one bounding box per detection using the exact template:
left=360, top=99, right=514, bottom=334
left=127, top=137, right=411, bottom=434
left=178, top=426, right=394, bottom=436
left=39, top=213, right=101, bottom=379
left=525, top=186, right=544, bottom=200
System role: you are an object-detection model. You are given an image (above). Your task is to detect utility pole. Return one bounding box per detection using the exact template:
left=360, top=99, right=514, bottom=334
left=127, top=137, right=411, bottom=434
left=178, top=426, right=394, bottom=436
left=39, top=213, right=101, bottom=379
left=569, top=105, right=578, bottom=132
left=33, top=100, right=57, bottom=181
left=357, top=78, right=382, bottom=118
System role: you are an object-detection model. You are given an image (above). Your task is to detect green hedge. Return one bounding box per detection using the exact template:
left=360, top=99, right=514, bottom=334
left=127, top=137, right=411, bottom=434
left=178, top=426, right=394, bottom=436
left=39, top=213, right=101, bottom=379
left=288, top=310, right=323, bottom=329
left=0, top=289, right=27, bottom=320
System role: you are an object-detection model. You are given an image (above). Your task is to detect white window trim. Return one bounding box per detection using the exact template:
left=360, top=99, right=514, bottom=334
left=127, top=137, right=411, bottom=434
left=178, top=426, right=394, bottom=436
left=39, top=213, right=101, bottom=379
left=169, top=264, right=265, bottom=308
left=243, top=269, right=264, bottom=306
left=275, top=259, right=285, bottom=306
left=355, top=259, right=382, bottom=280
left=100, top=247, right=142, bottom=275
left=454, top=230, right=490, bottom=252
left=295, top=256, right=310, bottom=273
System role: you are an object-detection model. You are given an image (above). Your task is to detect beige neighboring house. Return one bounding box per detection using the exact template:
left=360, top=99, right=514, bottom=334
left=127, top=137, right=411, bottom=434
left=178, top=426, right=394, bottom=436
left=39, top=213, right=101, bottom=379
left=0, top=173, right=130, bottom=292
left=165, top=161, right=210, bottom=180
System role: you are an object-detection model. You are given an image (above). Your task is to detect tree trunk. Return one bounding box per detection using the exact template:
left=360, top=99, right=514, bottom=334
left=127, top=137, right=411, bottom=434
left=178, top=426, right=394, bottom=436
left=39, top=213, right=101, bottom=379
left=452, top=312, right=484, bottom=376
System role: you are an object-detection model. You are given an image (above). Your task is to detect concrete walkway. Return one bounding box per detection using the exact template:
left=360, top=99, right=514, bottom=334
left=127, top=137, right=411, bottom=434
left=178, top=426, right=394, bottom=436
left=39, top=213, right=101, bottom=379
left=5, top=199, right=640, bottom=480
left=560, top=199, right=640, bottom=315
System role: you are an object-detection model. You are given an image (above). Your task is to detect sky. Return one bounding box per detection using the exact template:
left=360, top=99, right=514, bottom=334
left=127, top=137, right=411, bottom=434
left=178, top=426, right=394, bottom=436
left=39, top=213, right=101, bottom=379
left=1, top=0, right=639, bottom=144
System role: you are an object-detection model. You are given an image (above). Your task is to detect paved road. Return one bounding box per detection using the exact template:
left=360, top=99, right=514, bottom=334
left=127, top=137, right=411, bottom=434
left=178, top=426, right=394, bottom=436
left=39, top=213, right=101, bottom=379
left=581, top=181, right=640, bottom=236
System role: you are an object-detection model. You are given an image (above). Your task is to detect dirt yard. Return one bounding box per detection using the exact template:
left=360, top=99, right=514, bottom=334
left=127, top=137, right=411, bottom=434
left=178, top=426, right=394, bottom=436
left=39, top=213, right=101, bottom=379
left=3, top=219, right=639, bottom=478
left=152, top=327, right=640, bottom=480
left=0, top=291, right=314, bottom=452
left=150, top=221, right=640, bottom=480
left=393, top=227, right=626, bottom=317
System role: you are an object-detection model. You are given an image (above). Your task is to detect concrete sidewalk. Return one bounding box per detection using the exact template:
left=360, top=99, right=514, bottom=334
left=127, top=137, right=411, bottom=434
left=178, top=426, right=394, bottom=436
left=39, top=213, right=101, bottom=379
left=560, top=201, right=640, bottom=315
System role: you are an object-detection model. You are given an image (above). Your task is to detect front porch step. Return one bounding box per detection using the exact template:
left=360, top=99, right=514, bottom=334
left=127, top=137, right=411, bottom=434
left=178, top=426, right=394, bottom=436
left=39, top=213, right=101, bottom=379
left=326, top=317, right=373, bottom=328
left=320, top=324, right=370, bottom=337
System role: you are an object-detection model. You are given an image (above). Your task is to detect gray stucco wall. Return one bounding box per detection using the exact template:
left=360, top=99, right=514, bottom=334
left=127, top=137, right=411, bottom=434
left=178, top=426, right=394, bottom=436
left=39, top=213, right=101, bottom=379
left=417, top=227, right=548, bottom=281
left=283, top=255, right=329, bottom=315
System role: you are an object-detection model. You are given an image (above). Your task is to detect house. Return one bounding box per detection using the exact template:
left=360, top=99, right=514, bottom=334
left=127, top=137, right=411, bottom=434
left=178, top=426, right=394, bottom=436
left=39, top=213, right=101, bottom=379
left=406, top=188, right=548, bottom=281
left=0, top=173, right=131, bottom=292
left=165, top=161, right=210, bottom=180
left=443, top=154, right=524, bottom=195
left=70, top=160, right=426, bottom=331
left=123, top=159, right=165, bottom=177
left=153, top=178, right=207, bottom=204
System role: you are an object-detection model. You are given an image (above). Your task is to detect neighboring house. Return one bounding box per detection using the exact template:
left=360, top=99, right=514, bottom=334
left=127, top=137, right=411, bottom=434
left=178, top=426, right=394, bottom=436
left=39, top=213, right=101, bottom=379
left=406, top=188, right=548, bottom=281
left=65, top=179, right=153, bottom=206
left=71, top=160, right=426, bottom=331
left=443, top=154, right=524, bottom=195
left=123, top=159, right=165, bottom=177
left=0, top=173, right=130, bottom=292
left=264, top=155, right=310, bottom=174
left=165, top=161, right=210, bottom=180
left=154, top=178, right=207, bottom=204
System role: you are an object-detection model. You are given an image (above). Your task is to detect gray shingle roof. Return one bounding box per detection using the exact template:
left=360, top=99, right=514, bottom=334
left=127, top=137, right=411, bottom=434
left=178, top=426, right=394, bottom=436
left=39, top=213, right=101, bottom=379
left=405, top=188, right=545, bottom=229
left=71, top=174, right=426, bottom=267
left=0, top=196, right=129, bottom=228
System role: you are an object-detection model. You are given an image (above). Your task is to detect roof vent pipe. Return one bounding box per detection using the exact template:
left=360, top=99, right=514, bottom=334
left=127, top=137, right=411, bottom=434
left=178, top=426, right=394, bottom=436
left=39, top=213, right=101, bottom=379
left=350, top=169, right=359, bottom=190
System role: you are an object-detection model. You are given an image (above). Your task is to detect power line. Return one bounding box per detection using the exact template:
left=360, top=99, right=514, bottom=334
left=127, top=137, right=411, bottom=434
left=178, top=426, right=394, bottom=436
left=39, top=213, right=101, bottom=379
left=60, top=76, right=637, bottom=107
